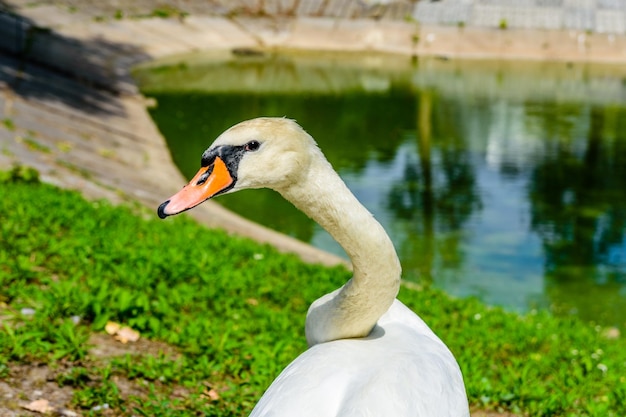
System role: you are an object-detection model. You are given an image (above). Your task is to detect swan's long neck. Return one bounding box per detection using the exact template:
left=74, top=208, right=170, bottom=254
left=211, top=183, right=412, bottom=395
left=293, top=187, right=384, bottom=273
left=279, top=150, right=401, bottom=346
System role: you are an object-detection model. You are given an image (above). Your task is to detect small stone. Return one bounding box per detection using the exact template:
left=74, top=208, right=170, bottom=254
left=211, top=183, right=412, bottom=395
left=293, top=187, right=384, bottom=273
left=20, top=308, right=36, bottom=316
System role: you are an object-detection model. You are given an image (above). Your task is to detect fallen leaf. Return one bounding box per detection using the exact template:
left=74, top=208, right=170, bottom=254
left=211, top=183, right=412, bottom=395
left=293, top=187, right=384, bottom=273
left=203, top=388, right=220, bottom=401
left=105, top=321, right=121, bottom=335
left=114, top=326, right=140, bottom=343
left=105, top=321, right=140, bottom=343
left=22, top=399, right=54, bottom=414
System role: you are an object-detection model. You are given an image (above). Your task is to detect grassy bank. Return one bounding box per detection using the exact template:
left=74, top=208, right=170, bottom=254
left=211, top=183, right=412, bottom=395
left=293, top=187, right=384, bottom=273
left=1, top=166, right=625, bottom=416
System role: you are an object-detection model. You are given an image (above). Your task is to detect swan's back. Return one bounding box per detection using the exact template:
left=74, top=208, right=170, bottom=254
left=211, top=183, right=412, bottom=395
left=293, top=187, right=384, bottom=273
left=250, top=300, right=469, bottom=417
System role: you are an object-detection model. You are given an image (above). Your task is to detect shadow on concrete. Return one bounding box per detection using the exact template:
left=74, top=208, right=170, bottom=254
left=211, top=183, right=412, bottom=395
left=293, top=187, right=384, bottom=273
left=0, top=1, right=150, bottom=116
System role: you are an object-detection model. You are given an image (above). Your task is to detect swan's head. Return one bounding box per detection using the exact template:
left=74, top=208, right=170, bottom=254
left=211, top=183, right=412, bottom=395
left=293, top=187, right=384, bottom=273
left=158, top=117, right=317, bottom=218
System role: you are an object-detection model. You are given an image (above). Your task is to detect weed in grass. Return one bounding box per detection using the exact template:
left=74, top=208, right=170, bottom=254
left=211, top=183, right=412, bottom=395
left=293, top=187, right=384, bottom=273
left=51, top=320, right=91, bottom=361
left=0, top=359, right=8, bottom=378
left=2, top=118, right=16, bottom=131
left=0, top=164, right=40, bottom=183
left=56, top=159, right=92, bottom=179
left=97, top=148, right=116, bottom=159
left=73, top=379, right=121, bottom=410
left=112, top=353, right=185, bottom=383
left=57, top=141, right=73, bottom=152
left=150, top=6, right=187, bottom=19
left=56, top=366, right=92, bottom=388
left=2, top=320, right=47, bottom=361
left=19, top=136, right=51, bottom=153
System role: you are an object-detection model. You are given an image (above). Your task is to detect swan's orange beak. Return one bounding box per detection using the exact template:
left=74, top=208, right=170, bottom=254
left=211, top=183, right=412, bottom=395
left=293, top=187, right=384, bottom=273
left=158, top=156, right=233, bottom=219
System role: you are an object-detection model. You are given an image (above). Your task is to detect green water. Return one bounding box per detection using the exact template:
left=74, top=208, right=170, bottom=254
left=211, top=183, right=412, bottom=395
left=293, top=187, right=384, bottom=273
left=136, top=52, right=626, bottom=329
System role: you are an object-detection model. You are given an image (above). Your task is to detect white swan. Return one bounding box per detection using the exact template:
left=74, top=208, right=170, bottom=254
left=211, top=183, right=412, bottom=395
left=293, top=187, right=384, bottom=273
left=158, top=117, right=470, bottom=417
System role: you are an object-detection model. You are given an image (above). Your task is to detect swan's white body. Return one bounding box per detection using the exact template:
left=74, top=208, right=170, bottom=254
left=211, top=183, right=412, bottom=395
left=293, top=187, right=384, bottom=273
left=252, top=301, right=468, bottom=416
left=159, top=118, right=469, bottom=417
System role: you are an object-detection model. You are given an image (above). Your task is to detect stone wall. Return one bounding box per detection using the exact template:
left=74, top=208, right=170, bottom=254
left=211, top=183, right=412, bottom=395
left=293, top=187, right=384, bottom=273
left=414, top=0, right=626, bottom=34
left=2, top=0, right=625, bottom=34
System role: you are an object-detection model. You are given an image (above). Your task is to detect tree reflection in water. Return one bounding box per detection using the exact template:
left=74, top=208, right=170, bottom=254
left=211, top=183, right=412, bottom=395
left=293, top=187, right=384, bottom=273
left=387, top=90, right=481, bottom=283
left=527, top=104, right=626, bottom=324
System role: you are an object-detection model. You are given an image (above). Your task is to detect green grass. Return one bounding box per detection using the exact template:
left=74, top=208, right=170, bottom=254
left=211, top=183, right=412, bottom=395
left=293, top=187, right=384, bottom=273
left=1, top=166, right=625, bottom=416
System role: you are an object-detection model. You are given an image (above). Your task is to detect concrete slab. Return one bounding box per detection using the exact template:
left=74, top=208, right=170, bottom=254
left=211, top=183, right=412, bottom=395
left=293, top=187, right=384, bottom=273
left=285, top=17, right=417, bottom=54
left=296, top=0, right=326, bottom=16
left=14, top=4, right=87, bottom=28
left=132, top=18, right=214, bottom=52
left=232, top=16, right=295, bottom=47
left=184, top=16, right=259, bottom=49
left=52, top=19, right=199, bottom=64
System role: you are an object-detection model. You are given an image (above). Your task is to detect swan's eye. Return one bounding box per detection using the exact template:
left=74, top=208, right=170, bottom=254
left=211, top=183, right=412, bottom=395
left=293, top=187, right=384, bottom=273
left=244, top=140, right=261, bottom=152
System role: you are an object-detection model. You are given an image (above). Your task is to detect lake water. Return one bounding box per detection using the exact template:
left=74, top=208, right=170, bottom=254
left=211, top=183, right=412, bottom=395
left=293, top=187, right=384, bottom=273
left=135, top=52, right=626, bottom=329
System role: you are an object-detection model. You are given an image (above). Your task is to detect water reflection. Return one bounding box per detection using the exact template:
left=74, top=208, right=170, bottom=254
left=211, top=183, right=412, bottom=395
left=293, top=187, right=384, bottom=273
left=136, top=53, right=626, bottom=328
left=527, top=104, right=626, bottom=324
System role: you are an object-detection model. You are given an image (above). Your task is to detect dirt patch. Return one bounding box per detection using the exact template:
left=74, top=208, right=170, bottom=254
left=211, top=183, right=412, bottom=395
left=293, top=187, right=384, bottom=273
left=0, top=332, right=183, bottom=417
left=1, top=363, right=76, bottom=416
left=87, top=333, right=180, bottom=360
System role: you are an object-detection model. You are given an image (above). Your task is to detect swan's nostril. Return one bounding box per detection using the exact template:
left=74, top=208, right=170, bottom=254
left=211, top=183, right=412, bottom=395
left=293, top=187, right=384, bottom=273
left=196, top=175, right=207, bottom=186
left=196, top=165, right=214, bottom=185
